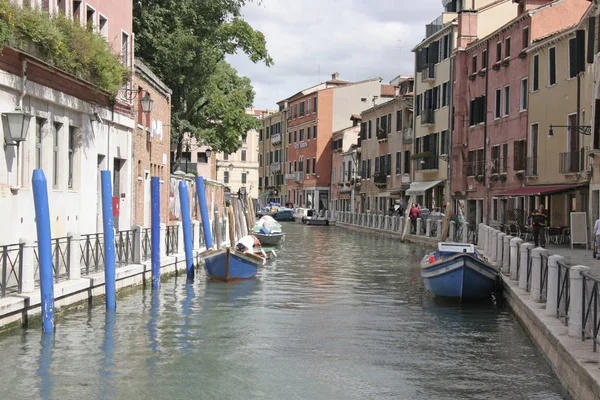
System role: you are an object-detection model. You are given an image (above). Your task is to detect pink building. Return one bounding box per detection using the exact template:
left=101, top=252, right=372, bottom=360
left=452, top=0, right=587, bottom=225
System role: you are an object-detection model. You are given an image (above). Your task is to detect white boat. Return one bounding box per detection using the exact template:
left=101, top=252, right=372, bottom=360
left=301, top=209, right=329, bottom=226
left=293, top=207, right=309, bottom=223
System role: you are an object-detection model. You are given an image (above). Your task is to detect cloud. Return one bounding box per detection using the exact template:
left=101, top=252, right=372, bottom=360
left=227, top=0, right=442, bottom=110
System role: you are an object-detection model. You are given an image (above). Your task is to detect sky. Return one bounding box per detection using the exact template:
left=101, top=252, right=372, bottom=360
left=226, top=0, right=442, bottom=111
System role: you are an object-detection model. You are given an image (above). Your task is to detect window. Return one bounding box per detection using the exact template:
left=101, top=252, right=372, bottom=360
left=368, top=120, right=372, bottom=139
left=387, top=113, right=392, bottom=134
left=513, top=140, right=527, bottom=171
left=433, top=86, right=440, bottom=110
left=72, top=0, right=82, bottom=22
left=568, top=37, right=578, bottom=79
left=312, top=158, right=316, bottom=174
left=86, top=5, right=95, bottom=31
left=496, top=42, right=502, bottom=62
left=472, top=54, right=478, bottom=73
left=242, top=134, right=247, bottom=144
left=294, top=131, right=297, bottom=142
left=494, top=89, right=502, bottom=119
left=121, top=32, right=129, bottom=66
left=53, top=123, right=61, bottom=188
left=259, top=154, right=262, bottom=167
left=266, top=126, right=270, bottom=139
left=224, top=171, right=229, bottom=184
left=367, top=159, right=371, bottom=178
left=269, top=151, right=273, bottom=164
left=396, top=110, right=403, bottom=131
left=198, top=152, right=208, bottom=163
left=313, top=96, right=317, bottom=113
left=522, top=27, right=529, bottom=49
left=469, top=95, right=486, bottom=126
left=307, top=126, right=311, bottom=140
left=242, top=173, right=247, bottom=184
left=241, top=149, right=247, bottom=161
left=68, top=126, right=76, bottom=189
left=416, top=94, right=422, bottom=116
left=36, top=118, right=44, bottom=170
left=441, top=130, right=449, bottom=155
left=502, top=143, right=509, bottom=173
left=313, top=125, right=317, bottom=138
left=223, top=153, right=229, bottom=161
left=505, top=37, right=511, bottom=58
left=503, top=86, right=510, bottom=116
left=548, top=47, right=556, bottom=85
left=482, top=49, right=487, bottom=69
left=306, top=158, right=310, bottom=174
left=533, top=54, right=539, bottom=91
left=491, top=145, right=500, bottom=174
left=299, top=129, right=304, bottom=141
left=57, top=0, right=66, bottom=13
left=520, top=78, right=528, bottom=111
left=492, top=199, right=498, bottom=221
left=396, top=151, right=401, bottom=174
left=307, top=98, right=311, bottom=114
left=299, top=101, right=305, bottom=117
left=293, top=104, right=297, bottom=118
left=99, top=15, right=108, bottom=38
left=287, top=130, right=291, bottom=143
left=442, top=82, right=449, bottom=107
left=259, top=129, right=263, bottom=141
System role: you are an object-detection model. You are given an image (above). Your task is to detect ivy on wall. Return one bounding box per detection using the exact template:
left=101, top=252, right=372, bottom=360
left=0, top=0, right=128, bottom=95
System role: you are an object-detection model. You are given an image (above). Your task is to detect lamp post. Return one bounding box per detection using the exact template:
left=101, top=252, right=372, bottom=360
left=140, top=92, right=153, bottom=114
left=2, top=106, right=33, bottom=189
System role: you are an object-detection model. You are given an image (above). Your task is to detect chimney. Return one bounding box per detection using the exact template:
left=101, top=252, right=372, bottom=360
left=331, top=72, right=340, bottom=80
left=457, top=10, right=478, bottom=50
left=513, top=0, right=554, bottom=17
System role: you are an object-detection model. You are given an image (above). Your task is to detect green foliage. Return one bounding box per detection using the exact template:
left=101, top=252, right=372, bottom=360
left=0, top=0, right=128, bottom=94
left=134, top=0, right=272, bottom=158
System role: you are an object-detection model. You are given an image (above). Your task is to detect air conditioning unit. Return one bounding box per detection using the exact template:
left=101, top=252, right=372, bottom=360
left=468, top=184, right=474, bottom=191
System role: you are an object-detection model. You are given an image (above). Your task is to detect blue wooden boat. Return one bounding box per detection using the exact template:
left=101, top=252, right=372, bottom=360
left=420, top=242, right=500, bottom=300
left=258, top=208, right=295, bottom=221
left=200, top=248, right=264, bottom=282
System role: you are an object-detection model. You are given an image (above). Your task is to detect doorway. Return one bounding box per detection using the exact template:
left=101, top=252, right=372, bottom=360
left=144, top=170, right=150, bottom=227
left=97, top=155, right=106, bottom=232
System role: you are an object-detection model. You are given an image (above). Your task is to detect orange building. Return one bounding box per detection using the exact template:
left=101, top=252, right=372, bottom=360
left=284, top=73, right=395, bottom=210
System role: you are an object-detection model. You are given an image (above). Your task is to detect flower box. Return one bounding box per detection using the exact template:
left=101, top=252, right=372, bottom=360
left=478, top=69, right=486, bottom=77
left=469, top=73, right=477, bottom=81
left=502, top=59, right=510, bottom=67
left=492, top=63, right=501, bottom=71
left=518, top=51, right=527, bottom=59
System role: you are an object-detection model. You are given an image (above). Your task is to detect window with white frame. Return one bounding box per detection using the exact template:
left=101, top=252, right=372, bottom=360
left=548, top=47, right=556, bottom=85
left=53, top=122, right=61, bottom=188
left=57, top=0, right=66, bottom=14
left=503, top=86, right=510, bottom=116
left=36, top=118, right=44, bottom=170
left=68, top=126, right=77, bottom=189
left=494, top=89, right=501, bottom=119
left=520, top=78, right=528, bottom=111
left=99, top=15, right=108, bottom=38
left=72, top=1, right=82, bottom=22
left=86, top=5, right=95, bottom=31
left=241, top=172, right=247, bottom=184
left=241, top=149, right=247, bottom=161
left=224, top=171, right=229, bottom=184
left=121, top=32, right=130, bottom=66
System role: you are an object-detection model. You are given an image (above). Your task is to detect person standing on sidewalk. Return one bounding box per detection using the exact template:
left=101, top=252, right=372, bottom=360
left=594, top=217, right=600, bottom=259
left=530, top=205, right=548, bottom=248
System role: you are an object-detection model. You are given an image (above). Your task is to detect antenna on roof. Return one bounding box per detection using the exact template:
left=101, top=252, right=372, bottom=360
left=318, top=64, right=320, bottom=82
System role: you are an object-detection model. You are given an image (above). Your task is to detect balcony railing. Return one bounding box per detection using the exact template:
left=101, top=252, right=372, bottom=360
left=559, top=148, right=589, bottom=174
left=403, top=128, right=413, bottom=143
left=415, top=155, right=439, bottom=171
left=284, top=173, right=295, bottom=180
left=421, top=109, right=435, bottom=125
left=421, top=64, right=435, bottom=82
left=294, top=171, right=304, bottom=183
left=526, top=156, right=538, bottom=177
left=376, top=130, right=388, bottom=141
left=271, top=133, right=281, bottom=145
left=373, top=172, right=388, bottom=187
left=271, top=162, right=281, bottom=172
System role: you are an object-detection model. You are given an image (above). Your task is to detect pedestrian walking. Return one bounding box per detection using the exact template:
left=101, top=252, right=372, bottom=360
left=529, top=205, right=548, bottom=248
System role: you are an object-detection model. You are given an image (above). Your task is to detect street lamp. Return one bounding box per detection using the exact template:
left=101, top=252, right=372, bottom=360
left=548, top=124, right=591, bottom=137
left=205, top=148, right=212, bottom=159
left=2, top=106, right=32, bottom=148
left=140, top=92, right=153, bottom=114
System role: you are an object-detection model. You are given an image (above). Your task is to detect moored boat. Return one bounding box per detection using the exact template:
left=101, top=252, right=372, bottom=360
left=200, top=248, right=264, bottom=282
left=253, top=231, right=285, bottom=246
left=258, top=207, right=295, bottom=221
left=420, top=242, right=500, bottom=300
left=301, top=209, right=329, bottom=226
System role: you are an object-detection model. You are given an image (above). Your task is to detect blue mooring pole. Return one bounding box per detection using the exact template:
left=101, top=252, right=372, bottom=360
left=195, top=176, right=213, bottom=249
left=32, top=169, right=54, bottom=333
left=100, top=171, right=116, bottom=310
left=151, top=177, right=161, bottom=288
left=179, top=180, right=194, bottom=280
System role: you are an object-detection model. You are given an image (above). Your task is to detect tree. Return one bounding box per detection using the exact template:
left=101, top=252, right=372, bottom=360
left=133, top=0, right=272, bottom=170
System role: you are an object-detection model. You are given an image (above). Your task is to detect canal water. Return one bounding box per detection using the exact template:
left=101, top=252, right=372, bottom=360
left=0, top=224, right=568, bottom=400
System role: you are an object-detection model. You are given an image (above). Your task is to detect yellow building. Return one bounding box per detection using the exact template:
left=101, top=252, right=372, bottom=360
left=258, top=107, right=289, bottom=205
left=526, top=11, right=593, bottom=229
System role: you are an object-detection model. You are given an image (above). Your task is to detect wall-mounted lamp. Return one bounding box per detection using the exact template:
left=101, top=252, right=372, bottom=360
left=2, top=106, right=32, bottom=148
left=548, top=124, right=591, bottom=137
left=140, top=92, right=153, bottom=114
left=205, top=148, right=212, bottom=158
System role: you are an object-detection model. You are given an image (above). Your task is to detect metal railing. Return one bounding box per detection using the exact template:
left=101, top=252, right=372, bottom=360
left=557, top=261, right=570, bottom=325
left=80, top=233, right=105, bottom=275
left=115, top=230, right=135, bottom=266
left=35, top=236, right=71, bottom=284
left=1, top=243, right=23, bottom=297
left=559, top=148, right=589, bottom=174
left=165, top=225, right=178, bottom=256
left=421, top=109, right=435, bottom=125
left=421, top=64, right=435, bottom=82
left=142, top=228, right=151, bottom=261
left=526, top=247, right=533, bottom=291
left=516, top=242, right=522, bottom=278
left=526, top=156, right=538, bottom=177
left=581, top=271, right=600, bottom=352
left=540, top=253, right=549, bottom=302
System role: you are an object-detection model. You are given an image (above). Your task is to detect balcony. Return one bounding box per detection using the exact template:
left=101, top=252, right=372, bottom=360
left=421, top=109, right=435, bottom=125
left=271, top=133, right=281, bottom=145
left=294, top=171, right=304, bottom=183
left=415, top=154, right=439, bottom=171
left=425, top=12, right=456, bottom=38
left=526, top=156, right=538, bottom=177
left=376, top=130, right=388, bottom=142
left=403, top=128, right=413, bottom=143
left=270, top=162, right=281, bottom=172
left=559, top=149, right=589, bottom=174
left=284, top=173, right=295, bottom=180
left=373, top=172, right=388, bottom=188
left=421, top=64, right=435, bottom=82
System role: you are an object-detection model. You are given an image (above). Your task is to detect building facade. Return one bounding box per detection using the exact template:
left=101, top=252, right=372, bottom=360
left=330, top=117, right=360, bottom=212
left=258, top=108, right=288, bottom=204
left=0, top=0, right=135, bottom=244
left=132, top=59, right=172, bottom=227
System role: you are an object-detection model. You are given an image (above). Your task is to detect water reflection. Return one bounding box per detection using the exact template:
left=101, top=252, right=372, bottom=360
left=179, top=283, right=195, bottom=354
left=99, top=310, right=115, bottom=400
left=37, top=333, right=53, bottom=400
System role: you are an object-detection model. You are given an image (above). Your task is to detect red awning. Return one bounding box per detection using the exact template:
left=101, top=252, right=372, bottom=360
left=496, top=184, right=586, bottom=197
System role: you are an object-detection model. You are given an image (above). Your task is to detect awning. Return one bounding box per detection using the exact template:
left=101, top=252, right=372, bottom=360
left=496, top=184, right=586, bottom=197
left=406, top=180, right=444, bottom=196
left=376, top=191, right=401, bottom=198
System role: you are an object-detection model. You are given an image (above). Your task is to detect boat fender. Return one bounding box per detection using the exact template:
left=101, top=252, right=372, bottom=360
left=428, top=255, right=436, bottom=264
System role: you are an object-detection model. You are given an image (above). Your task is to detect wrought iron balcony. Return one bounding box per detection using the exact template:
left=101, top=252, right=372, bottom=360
left=421, top=109, right=434, bottom=125
left=415, top=154, right=439, bottom=171
left=271, top=133, right=281, bottom=145
left=373, top=172, right=388, bottom=188
left=559, top=148, right=589, bottom=174
left=376, top=130, right=388, bottom=142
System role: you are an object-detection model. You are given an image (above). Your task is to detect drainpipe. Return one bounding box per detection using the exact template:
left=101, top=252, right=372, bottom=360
left=483, top=40, right=490, bottom=225
left=447, top=45, right=454, bottom=209
left=16, top=60, right=27, bottom=189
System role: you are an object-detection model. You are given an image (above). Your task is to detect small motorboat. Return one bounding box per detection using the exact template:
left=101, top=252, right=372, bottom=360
left=301, top=209, right=329, bottom=226
left=257, top=207, right=295, bottom=221
left=253, top=231, right=285, bottom=246
left=420, top=242, right=500, bottom=300
left=293, top=207, right=309, bottom=223
left=200, top=247, right=264, bottom=282
left=251, top=215, right=285, bottom=246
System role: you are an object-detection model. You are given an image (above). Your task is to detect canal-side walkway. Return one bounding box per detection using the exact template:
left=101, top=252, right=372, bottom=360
left=332, top=210, right=600, bottom=400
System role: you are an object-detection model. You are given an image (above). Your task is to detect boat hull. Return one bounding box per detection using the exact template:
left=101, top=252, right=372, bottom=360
left=420, top=254, right=499, bottom=299
left=258, top=210, right=294, bottom=221
left=201, top=248, right=262, bottom=282
left=302, top=217, right=329, bottom=226
left=253, top=232, right=284, bottom=246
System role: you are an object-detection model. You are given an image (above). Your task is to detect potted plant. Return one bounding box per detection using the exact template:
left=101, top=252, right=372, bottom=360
left=499, top=174, right=507, bottom=182
left=518, top=51, right=527, bottom=59
left=410, top=151, right=433, bottom=160
left=502, top=58, right=510, bottom=67
left=514, top=171, right=524, bottom=180
left=469, top=73, right=477, bottom=81
left=475, top=174, right=484, bottom=182
left=478, top=69, right=486, bottom=77
left=490, top=174, right=499, bottom=182
left=492, top=62, right=501, bottom=71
